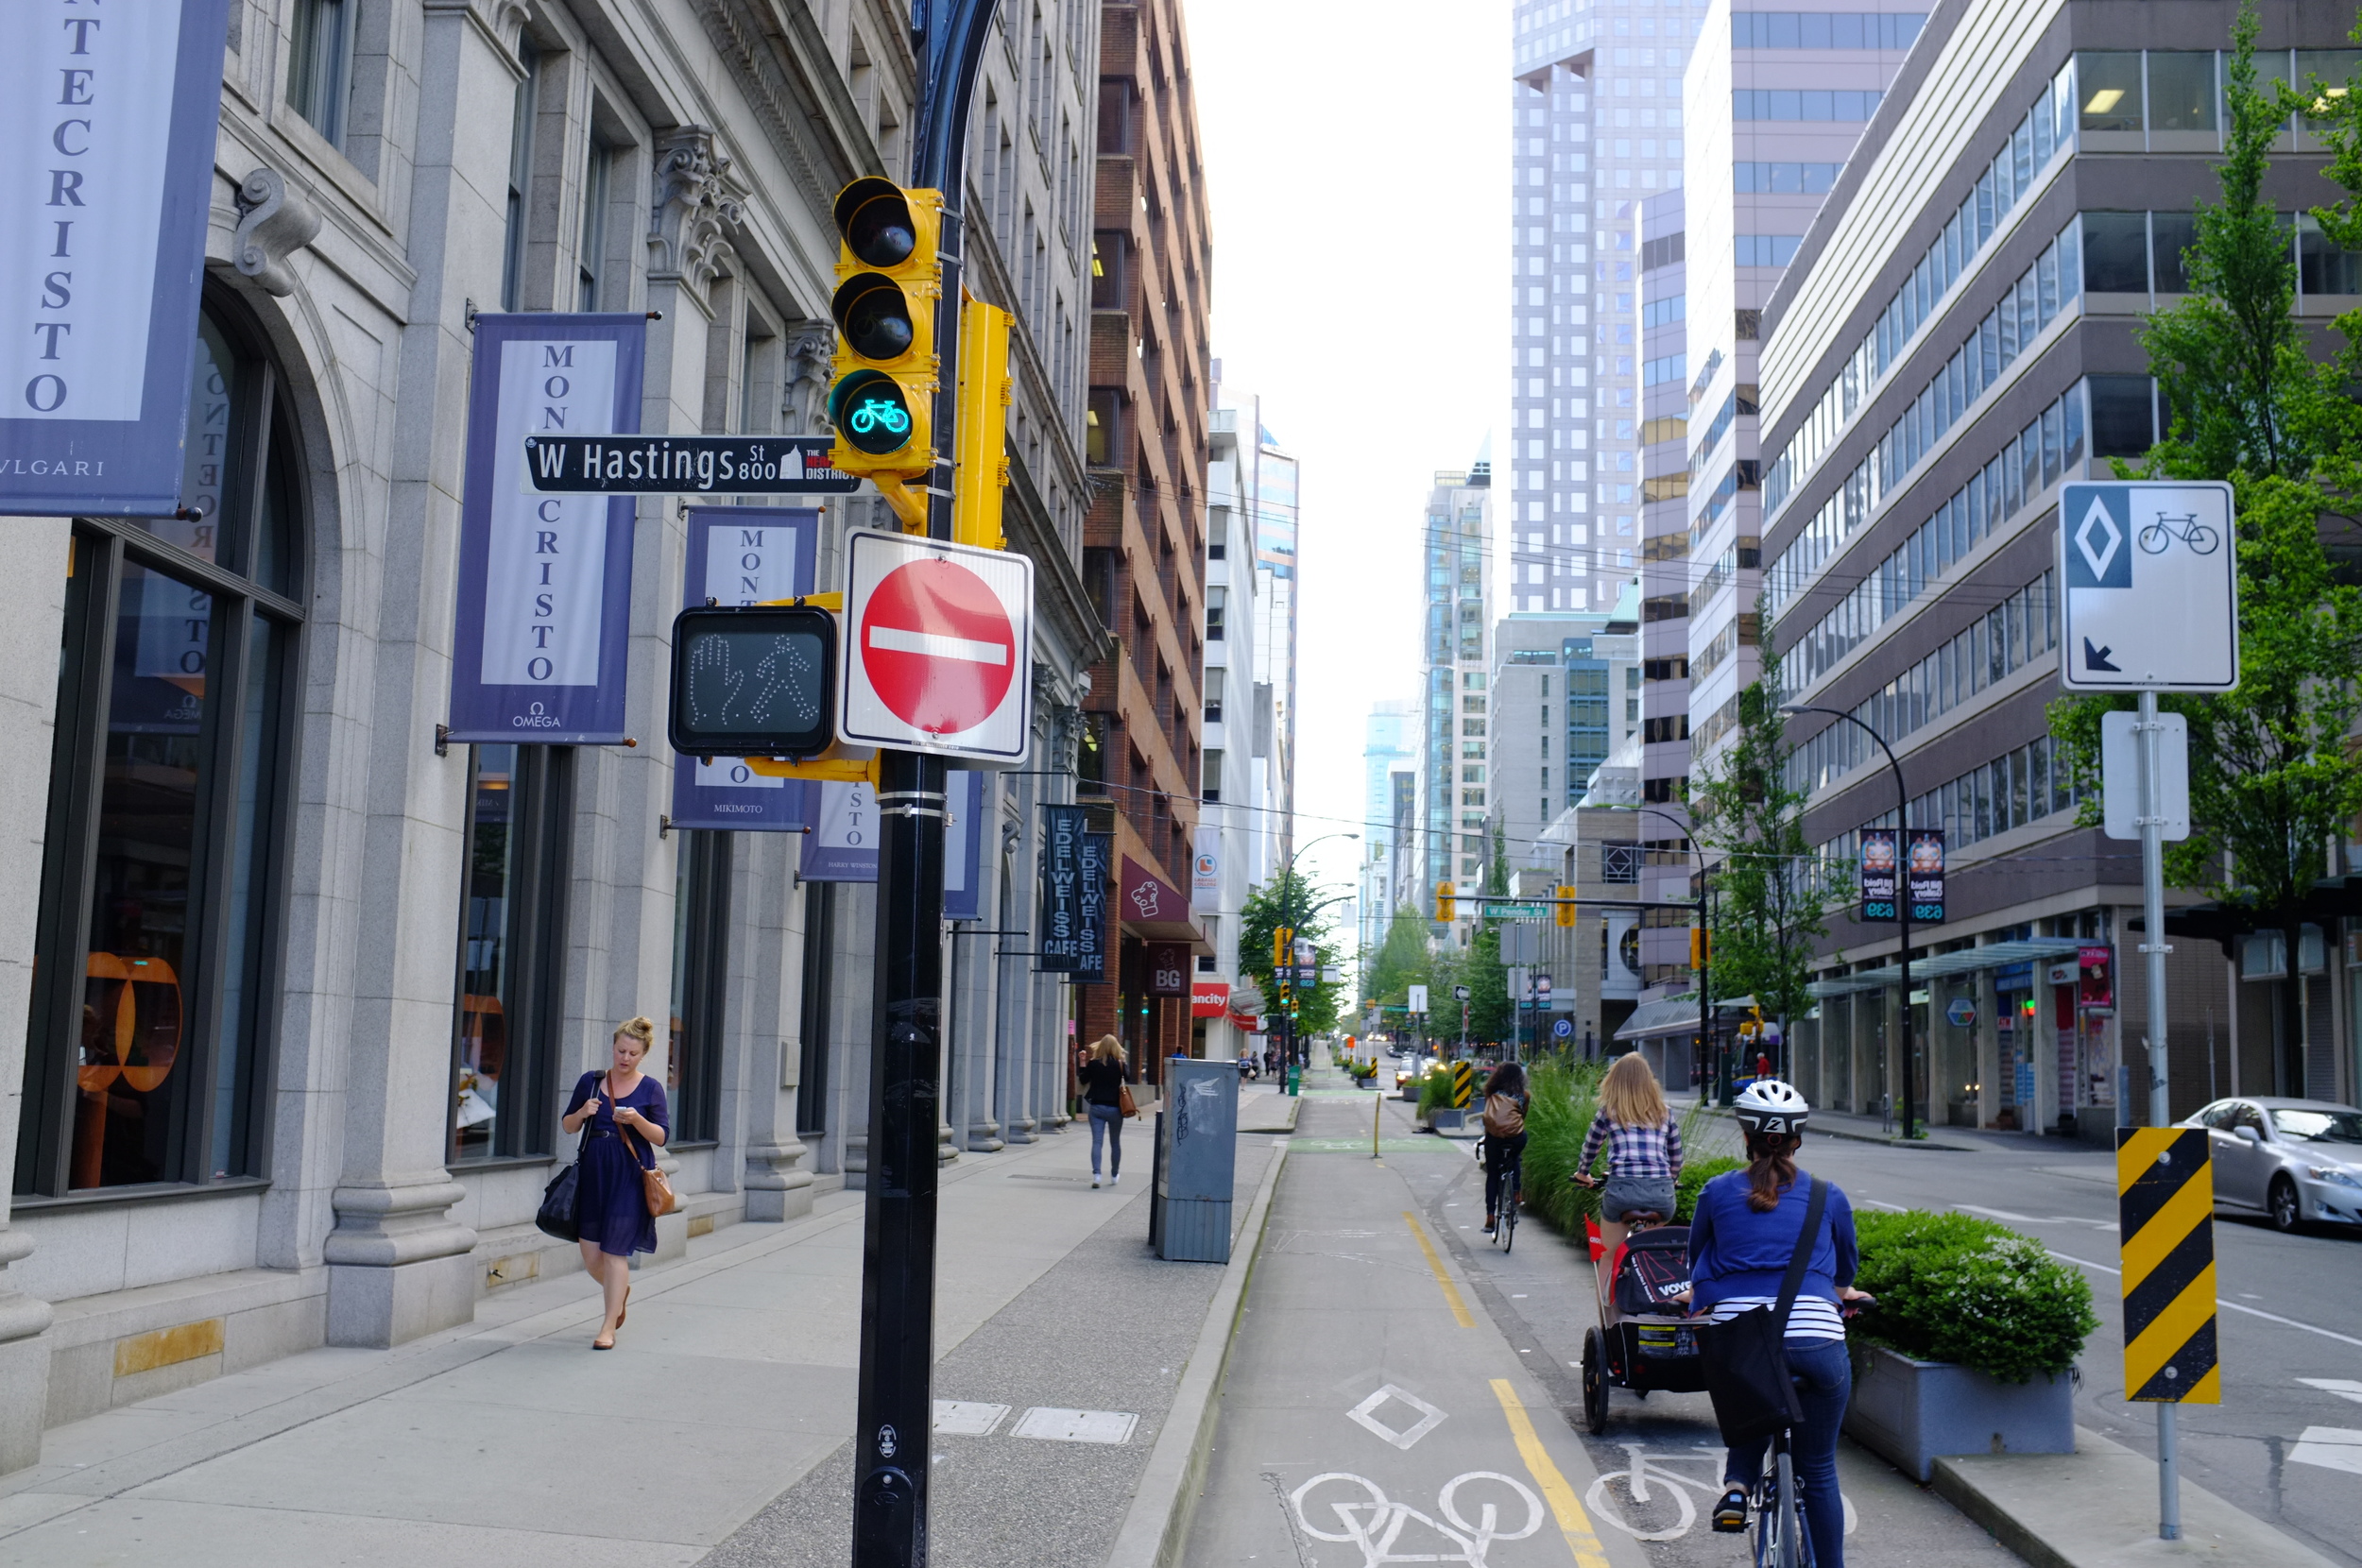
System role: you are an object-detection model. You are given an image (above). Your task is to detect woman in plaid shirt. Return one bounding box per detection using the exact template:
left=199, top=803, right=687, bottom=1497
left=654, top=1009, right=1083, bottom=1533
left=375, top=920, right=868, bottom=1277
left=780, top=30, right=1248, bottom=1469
left=1572, top=1053, right=1683, bottom=1323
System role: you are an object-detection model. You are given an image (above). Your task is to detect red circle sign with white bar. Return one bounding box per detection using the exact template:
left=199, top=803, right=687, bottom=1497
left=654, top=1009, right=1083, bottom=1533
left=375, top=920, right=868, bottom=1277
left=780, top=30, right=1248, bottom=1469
left=839, top=529, right=1034, bottom=762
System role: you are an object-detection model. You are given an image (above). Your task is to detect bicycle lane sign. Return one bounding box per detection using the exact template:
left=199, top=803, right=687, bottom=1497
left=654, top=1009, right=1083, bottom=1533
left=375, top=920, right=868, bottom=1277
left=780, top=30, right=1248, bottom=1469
left=2059, top=481, right=2238, bottom=692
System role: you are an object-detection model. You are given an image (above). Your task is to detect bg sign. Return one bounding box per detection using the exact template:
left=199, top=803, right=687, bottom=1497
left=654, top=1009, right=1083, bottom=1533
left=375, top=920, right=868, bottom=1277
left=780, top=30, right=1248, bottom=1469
left=2060, top=482, right=2238, bottom=692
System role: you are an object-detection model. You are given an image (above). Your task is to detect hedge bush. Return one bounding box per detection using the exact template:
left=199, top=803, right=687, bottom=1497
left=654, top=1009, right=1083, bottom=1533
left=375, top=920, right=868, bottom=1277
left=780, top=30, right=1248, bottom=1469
left=1417, top=1063, right=1459, bottom=1116
left=1851, top=1209, right=2098, bottom=1383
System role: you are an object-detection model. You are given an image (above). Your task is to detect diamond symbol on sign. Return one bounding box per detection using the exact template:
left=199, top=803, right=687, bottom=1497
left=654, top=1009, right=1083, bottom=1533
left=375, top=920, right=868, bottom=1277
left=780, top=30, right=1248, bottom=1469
left=1346, top=1383, right=1449, bottom=1451
left=2075, top=496, right=2123, bottom=581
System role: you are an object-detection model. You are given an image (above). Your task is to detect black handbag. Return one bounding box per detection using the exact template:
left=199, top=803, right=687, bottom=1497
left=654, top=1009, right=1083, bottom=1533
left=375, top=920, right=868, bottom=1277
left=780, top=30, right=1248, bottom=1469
left=535, top=1140, right=585, bottom=1242
left=1698, top=1176, right=1828, bottom=1445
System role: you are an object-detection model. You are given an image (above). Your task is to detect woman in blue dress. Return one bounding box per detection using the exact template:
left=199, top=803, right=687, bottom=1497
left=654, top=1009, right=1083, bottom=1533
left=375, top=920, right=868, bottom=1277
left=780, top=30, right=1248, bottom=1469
left=560, top=1015, right=669, bottom=1349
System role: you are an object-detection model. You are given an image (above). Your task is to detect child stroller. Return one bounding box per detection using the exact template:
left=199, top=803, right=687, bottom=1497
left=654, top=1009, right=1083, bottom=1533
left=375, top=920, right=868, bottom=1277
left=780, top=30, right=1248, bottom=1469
left=1580, top=1218, right=1708, bottom=1433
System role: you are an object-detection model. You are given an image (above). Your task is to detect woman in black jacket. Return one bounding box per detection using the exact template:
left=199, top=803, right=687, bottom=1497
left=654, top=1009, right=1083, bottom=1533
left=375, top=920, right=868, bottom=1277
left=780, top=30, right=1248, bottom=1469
left=1076, top=1035, right=1132, bottom=1189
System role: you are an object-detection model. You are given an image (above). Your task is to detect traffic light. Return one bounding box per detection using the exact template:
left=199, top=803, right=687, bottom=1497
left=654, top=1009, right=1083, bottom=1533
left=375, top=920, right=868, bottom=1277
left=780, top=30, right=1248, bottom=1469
left=1555, top=885, right=1577, bottom=929
left=828, top=178, right=942, bottom=531
left=953, top=298, right=1012, bottom=551
left=1434, top=880, right=1456, bottom=922
left=1691, top=928, right=1712, bottom=968
left=668, top=605, right=838, bottom=759
left=1273, top=925, right=1293, bottom=971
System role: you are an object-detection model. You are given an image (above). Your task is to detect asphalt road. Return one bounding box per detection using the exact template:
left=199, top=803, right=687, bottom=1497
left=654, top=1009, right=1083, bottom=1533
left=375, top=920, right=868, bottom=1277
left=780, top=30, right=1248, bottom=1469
left=1772, top=1125, right=2362, bottom=1567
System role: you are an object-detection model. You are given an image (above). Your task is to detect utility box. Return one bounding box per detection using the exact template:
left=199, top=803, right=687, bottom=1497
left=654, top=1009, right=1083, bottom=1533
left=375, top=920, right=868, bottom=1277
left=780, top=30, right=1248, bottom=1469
left=1155, top=1058, right=1239, bottom=1263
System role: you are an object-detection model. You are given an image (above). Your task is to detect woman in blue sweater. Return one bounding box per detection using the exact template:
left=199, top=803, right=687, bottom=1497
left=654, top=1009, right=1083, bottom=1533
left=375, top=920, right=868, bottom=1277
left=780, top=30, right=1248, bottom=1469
left=1686, top=1081, right=1868, bottom=1568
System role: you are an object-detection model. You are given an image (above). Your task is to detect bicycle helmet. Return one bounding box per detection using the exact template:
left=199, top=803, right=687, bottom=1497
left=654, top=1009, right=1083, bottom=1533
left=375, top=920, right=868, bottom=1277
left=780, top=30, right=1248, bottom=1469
left=1733, top=1078, right=1810, bottom=1139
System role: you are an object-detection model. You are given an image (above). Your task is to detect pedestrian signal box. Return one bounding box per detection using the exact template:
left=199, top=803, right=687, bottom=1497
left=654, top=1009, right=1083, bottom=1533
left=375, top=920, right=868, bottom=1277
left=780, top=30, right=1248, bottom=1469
left=667, top=605, right=838, bottom=760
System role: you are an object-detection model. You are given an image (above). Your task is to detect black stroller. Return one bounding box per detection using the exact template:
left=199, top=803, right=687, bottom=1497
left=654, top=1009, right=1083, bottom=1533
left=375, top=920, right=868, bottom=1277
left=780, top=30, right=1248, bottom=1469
left=1580, top=1219, right=1709, bottom=1433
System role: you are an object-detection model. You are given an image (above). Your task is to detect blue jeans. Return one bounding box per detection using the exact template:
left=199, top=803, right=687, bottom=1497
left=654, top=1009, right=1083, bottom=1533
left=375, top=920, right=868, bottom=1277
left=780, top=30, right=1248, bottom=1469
left=1087, top=1103, right=1123, bottom=1175
left=1723, top=1338, right=1850, bottom=1568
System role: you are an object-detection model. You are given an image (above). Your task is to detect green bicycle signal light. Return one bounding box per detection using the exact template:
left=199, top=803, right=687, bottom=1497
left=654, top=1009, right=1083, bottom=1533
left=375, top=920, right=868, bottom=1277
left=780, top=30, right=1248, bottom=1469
left=827, top=178, right=940, bottom=528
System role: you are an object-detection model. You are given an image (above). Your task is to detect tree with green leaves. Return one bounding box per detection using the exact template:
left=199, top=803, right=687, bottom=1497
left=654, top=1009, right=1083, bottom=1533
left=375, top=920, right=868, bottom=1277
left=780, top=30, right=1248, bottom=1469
left=1361, top=904, right=1431, bottom=1012
left=1465, top=921, right=1513, bottom=1044
left=1241, top=869, right=1347, bottom=1036
left=1692, top=644, right=1831, bottom=1056
left=2052, top=1, right=2362, bottom=1096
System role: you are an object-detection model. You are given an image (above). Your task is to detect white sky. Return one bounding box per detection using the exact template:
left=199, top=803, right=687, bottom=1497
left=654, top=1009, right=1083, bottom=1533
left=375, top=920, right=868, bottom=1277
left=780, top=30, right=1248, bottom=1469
left=1189, top=0, right=1513, bottom=960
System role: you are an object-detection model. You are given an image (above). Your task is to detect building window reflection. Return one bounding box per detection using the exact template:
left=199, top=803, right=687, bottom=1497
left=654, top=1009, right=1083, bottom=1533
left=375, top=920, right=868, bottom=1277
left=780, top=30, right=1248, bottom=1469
left=16, top=295, right=302, bottom=1199
left=669, top=830, right=730, bottom=1145
left=450, top=743, right=572, bottom=1163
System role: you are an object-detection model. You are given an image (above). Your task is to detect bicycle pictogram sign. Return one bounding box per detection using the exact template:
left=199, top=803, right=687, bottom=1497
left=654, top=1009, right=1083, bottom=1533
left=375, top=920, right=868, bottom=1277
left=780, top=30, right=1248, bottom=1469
left=1290, top=1471, right=1545, bottom=1567
left=2137, top=512, right=2220, bottom=555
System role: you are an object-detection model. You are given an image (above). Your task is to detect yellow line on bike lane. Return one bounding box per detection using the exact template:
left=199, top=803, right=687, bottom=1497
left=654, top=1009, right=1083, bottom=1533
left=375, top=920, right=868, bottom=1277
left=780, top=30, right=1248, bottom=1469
left=1402, top=1209, right=1475, bottom=1326
left=1493, top=1378, right=1615, bottom=1568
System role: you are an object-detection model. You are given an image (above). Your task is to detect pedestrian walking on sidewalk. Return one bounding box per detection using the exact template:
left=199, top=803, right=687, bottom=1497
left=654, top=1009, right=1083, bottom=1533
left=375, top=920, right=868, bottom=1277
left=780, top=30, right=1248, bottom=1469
left=560, top=1016, right=671, bottom=1350
left=1078, top=1035, right=1132, bottom=1188
left=1571, top=1052, right=1683, bottom=1324
left=1480, top=1062, right=1530, bottom=1234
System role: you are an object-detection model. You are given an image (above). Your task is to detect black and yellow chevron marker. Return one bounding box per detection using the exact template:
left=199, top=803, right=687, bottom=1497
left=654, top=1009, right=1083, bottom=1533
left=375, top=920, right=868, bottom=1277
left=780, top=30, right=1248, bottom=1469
left=2116, top=1127, right=2221, bottom=1405
left=1451, top=1062, right=1476, bottom=1109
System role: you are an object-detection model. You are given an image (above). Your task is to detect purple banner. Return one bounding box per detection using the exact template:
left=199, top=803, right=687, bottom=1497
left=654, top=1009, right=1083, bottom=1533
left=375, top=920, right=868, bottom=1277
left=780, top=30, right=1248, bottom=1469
left=0, top=0, right=234, bottom=516
left=668, top=506, right=818, bottom=831
left=447, top=314, right=646, bottom=743
left=944, top=770, right=986, bottom=921
left=799, top=780, right=879, bottom=882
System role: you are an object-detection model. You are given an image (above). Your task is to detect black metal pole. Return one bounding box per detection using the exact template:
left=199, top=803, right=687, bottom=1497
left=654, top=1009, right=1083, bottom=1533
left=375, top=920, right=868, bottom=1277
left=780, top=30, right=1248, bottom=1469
left=852, top=6, right=998, bottom=1565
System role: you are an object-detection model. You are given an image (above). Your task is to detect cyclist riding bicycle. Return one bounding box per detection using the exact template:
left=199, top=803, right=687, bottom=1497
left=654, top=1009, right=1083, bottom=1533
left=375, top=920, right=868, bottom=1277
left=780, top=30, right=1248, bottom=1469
left=1684, top=1080, right=1869, bottom=1568
left=1480, top=1062, right=1529, bottom=1235
left=1571, top=1052, right=1684, bottom=1324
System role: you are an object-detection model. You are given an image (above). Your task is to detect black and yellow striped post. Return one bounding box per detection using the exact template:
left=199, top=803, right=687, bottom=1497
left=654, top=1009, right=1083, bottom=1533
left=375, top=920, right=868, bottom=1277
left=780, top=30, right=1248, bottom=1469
left=2117, top=1125, right=2218, bottom=1540
left=1451, top=1061, right=1476, bottom=1110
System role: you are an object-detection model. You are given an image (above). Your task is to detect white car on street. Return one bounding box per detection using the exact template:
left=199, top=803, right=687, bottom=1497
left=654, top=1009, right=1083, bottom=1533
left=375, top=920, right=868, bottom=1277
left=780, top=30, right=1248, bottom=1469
left=2183, top=1098, right=2362, bottom=1232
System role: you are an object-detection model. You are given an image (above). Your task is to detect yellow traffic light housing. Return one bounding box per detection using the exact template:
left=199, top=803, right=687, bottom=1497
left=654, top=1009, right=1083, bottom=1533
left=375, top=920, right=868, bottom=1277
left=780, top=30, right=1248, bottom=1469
left=953, top=297, right=1012, bottom=551
left=828, top=178, right=942, bottom=531
left=1555, top=885, right=1577, bottom=929
left=1691, top=928, right=1712, bottom=968
left=1434, top=880, right=1456, bottom=923
left=1273, top=926, right=1293, bottom=972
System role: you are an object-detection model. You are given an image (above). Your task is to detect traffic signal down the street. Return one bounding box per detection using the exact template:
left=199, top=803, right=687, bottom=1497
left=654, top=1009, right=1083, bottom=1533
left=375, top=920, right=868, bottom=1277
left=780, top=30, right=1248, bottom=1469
left=828, top=178, right=942, bottom=532
left=1434, top=880, right=1455, bottom=922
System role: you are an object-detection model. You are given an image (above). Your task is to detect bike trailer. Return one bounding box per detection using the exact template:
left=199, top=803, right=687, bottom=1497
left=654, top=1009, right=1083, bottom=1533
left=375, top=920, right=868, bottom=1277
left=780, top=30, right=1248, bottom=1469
left=1603, top=1225, right=1708, bottom=1396
left=1611, top=1223, right=1693, bottom=1316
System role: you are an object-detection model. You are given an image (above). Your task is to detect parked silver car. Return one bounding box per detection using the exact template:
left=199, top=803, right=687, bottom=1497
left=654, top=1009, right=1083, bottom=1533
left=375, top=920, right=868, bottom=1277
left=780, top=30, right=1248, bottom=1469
left=2183, top=1098, right=2362, bottom=1232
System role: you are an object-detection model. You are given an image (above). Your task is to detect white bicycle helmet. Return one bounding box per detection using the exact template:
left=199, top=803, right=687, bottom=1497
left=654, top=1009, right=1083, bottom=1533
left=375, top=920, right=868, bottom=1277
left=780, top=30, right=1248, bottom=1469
left=1733, top=1078, right=1810, bottom=1139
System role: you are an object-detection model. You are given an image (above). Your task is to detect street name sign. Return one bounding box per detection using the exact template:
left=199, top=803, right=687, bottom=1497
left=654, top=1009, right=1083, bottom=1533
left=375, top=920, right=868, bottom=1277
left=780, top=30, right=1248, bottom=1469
left=839, top=530, right=1034, bottom=763
left=2060, top=482, right=2238, bottom=692
left=2102, top=709, right=2190, bottom=841
left=522, top=434, right=859, bottom=494
left=1477, top=900, right=1549, bottom=920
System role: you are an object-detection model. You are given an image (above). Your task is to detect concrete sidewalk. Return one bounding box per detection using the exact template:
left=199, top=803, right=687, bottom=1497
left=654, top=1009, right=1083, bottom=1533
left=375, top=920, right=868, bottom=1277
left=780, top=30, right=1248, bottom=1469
left=0, top=1114, right=1279, bottom=1568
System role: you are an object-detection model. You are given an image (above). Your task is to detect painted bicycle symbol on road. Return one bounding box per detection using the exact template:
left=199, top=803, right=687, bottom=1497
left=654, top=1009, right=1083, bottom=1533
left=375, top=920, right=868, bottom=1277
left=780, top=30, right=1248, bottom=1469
left=1291, top=1471, right=1545, bottom=1567
left=1583, top=1442, right=1857, bottom=1542
left=2137, top=511, right=2221, bottom=555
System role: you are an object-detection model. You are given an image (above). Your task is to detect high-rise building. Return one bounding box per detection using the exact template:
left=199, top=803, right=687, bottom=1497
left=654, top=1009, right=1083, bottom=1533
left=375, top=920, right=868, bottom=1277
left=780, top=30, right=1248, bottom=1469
left=1758, top=3, right=2362, bottom=1127
left=1510, top=0, right=1704, bottom=618
left=1682, top=0, right=1925, bottom=767
left=1419, top=464, right=1496, bottom=941
left=1083, top=0, right=1215, bottom=1080
left=1361, top=699, right=1419, bottom=956
left=1638, top=192, right=1695, bottom=820
left=1219, top=384, right=1302, bottom=857
left=1486, top=606, right=1641, bottom=886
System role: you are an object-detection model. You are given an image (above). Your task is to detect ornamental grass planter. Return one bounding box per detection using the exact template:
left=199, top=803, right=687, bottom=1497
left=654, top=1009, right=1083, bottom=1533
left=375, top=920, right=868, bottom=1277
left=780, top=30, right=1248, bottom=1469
left=1843, top=1342, right=2077, bottom=1482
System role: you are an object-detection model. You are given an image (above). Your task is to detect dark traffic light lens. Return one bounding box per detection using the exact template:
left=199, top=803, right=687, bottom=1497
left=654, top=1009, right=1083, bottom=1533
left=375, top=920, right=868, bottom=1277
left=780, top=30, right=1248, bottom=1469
left=829, top=369, right=916, bottom=455
left=832, top=275, right=916, bottom=360
left=835, top=179, right=917, bottom=266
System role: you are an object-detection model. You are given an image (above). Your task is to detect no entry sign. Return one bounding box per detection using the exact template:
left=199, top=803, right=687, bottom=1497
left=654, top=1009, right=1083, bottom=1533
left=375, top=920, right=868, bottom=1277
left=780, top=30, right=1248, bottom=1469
left=840, top=530, right=1034, bottom=762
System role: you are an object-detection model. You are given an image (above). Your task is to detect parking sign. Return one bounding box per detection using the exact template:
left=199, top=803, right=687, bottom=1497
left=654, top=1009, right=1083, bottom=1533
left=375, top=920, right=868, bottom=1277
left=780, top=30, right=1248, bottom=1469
left=2059, top=482, right=2238, bottom=691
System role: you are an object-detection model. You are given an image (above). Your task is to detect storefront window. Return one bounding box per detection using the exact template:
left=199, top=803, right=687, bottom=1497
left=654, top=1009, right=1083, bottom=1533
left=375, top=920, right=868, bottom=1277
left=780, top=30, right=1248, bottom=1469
left=15, top=298, right=302, bottom=1198
left=669, top=830, right=731, bottom=1145
left=450, top=743, right=572, bottom=1162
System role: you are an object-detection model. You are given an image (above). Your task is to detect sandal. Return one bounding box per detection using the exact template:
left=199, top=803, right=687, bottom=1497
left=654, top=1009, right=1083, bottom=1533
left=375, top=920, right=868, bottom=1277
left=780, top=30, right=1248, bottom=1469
left=592, top=1329, right=616, bottom=1351
left=619, top=1286, right=629, bottom=1327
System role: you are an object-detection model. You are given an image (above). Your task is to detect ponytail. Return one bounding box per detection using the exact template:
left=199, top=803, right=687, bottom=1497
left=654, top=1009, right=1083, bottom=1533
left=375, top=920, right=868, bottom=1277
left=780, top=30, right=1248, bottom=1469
left=1744, top=1130, right=1801, bottom=1212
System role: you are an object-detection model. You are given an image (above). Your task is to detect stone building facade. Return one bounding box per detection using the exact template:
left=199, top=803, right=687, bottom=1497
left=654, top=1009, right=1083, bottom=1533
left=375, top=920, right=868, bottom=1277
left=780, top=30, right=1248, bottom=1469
left=0, top=0, right=1105, bottom=1471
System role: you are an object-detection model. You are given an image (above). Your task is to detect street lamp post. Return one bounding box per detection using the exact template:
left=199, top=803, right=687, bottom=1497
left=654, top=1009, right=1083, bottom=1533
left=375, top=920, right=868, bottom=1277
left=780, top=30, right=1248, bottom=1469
left=1781, top=703, right=1916, bottom=1142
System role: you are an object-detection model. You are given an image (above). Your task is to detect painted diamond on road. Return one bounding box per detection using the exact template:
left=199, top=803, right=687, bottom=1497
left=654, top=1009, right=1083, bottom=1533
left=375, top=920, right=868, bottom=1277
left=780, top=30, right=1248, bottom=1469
left=1347, top=1382, right=1449, bottom=1451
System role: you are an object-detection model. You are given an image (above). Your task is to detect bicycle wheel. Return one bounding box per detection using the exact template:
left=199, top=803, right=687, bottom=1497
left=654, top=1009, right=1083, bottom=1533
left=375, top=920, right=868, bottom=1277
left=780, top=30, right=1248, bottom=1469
left=1581, top=1328, right=1609, bottom=1433
left=1776, top=1450, right=1805, bottom=1568
left=2138, top=523, right=2168, bottom=554
left=2188, top=522, right=2221, bottom=554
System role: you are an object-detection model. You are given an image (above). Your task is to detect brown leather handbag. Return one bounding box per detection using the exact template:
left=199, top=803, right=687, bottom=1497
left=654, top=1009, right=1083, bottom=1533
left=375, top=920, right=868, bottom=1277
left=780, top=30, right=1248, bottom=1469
left=622, top=1124, right=677, bottom=1217
left=1118, top=1082, right=1139, bottom=1119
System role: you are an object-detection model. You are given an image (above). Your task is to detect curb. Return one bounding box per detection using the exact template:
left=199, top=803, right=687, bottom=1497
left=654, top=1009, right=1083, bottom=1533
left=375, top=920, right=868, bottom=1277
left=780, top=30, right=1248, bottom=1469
left=1931, top=1424, right=2341, bottom=1568
left=1694, top=1101, right=1978, bottom=1152
left=1103, top=1135, right=1290, bottom=1568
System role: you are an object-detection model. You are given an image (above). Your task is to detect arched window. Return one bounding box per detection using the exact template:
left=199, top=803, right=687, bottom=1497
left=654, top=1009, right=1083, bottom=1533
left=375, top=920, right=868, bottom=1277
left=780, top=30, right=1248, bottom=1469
left=15, top=292, right=305, bottom=1197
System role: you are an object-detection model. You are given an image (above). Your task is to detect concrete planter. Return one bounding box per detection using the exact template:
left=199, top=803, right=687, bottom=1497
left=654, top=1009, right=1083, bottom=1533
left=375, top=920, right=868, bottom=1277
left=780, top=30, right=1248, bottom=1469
left=1843, top=1342, right=2076, bottom=1482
